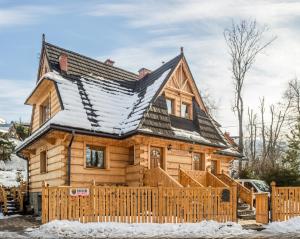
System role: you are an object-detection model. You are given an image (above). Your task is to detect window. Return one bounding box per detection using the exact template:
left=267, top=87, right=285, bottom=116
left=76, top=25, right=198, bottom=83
left=40, top=150, right=47, bottom=173
left=166, top=98, right=174, bottom=114
left=181, top=102, right=190, bottom=119
left=129, top=146, right=135, bottom=165
left=86, top=145, right=105, bottom=169
left=193, top=153, right=204, bottom=171
left=40, top=97, right=50, bottom=125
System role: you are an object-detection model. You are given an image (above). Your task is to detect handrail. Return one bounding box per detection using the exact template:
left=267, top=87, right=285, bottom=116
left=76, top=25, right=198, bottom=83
left=179, top=168, right=204, bottom=187
left=144, top=166, right=183, bottom=187
left=206, top=171, right=229, bottom=187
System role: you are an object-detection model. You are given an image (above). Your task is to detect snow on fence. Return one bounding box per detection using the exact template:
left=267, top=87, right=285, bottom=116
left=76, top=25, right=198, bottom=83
left=42, top=184, right=237, bottom=224
left=271, top=182, right=300, bottom=222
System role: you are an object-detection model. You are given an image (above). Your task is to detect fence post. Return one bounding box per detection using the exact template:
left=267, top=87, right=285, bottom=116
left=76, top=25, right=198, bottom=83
left=231, top=181, right=237, bottom=222
left=42, top=181, right=48, bottom=224
left=158, top=183, right=163, bottom=223
left=271, top=181, right=276, bottom=222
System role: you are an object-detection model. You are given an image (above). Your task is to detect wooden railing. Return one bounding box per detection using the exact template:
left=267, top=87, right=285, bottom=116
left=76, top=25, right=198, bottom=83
left=216, top=173, right=253, bottom=208
left=178, top=169, right=204, bottom=187
left=144, top=167, right=183, bottom=188
left=181, top=170, right=228, bottom=188
left=183, top=170, right=207, bottom=186
left=206, top=172, right=228, bottom=187
left=42, top=185, right=237, bottom=224
left=0, top=187, right=8, bottom=214
left=271, top=182, right=300, bottom=222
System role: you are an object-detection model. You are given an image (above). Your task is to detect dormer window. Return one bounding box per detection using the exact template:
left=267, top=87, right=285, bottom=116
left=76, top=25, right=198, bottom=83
left=166, top=98, right=175, bottom=115
left=181, top=102, right=191, bottom=119
left=40, top=97, right=50, bottom=125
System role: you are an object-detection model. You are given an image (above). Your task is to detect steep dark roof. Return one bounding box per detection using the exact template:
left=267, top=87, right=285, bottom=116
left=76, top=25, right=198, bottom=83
left=44, top=42, right=138, bottom=88
left=17, top=41, right=230, bottom=152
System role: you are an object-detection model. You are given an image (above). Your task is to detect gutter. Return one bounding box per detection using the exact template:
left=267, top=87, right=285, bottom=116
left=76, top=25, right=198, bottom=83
left=67, top=130, right=75, bottom=186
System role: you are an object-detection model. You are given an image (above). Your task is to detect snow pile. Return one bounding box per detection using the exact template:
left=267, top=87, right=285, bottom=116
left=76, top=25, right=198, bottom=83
left=0, top=154, right=27, bottom=187
left=264, top=217, right=300, bottom=234
left=28, top=220, right=250, bottom=238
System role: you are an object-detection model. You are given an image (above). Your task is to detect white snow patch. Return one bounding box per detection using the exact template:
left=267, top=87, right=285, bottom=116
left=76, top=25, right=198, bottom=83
left=0, top=213, right=20, bottom=220
left=0, top=154, right=27, bottom=187
left=28, top=220, right=250, bottom=238
left=264, top=216, right=300, bottom=234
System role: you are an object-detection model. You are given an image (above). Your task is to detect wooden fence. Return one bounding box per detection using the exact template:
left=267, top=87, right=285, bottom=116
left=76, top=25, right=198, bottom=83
left=42, top=184, right=237, bottom=224
left=271, top=182, right=300, bottom=221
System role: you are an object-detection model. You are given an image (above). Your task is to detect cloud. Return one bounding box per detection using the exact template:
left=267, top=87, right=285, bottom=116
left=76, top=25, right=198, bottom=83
left=90, top=0, right=300, bottom=134
left=0, top=79, right=33, bottom=122
left=0, top=5, right=60, bottom=28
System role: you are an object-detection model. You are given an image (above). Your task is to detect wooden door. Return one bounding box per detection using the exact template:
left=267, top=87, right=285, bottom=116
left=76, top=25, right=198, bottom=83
left=193, top=153, right=204, bottom=170
left=211, top=160, right=217, bottom=175
left=150, top=147, right=163, bottom=169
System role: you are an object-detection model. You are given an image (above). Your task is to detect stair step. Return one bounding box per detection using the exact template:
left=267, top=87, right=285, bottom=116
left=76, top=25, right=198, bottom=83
left=238, top=214, right=256, bottom=220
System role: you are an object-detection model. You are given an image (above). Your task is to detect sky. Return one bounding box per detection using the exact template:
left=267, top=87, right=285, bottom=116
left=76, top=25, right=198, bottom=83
left=0, top=0, right=300, bottom=135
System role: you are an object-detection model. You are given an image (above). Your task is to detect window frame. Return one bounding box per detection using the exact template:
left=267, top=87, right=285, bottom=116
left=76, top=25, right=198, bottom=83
left=166, top=97, right=175, bottom=115
left=85, top=144, right=106, bottom=169
left=39, top=96, right=51, bottom=126
left=84, top=143, right=110, bottom=170
left=40, top=150, right=47, bottom=174
left=181, top=102, right=191, bottom=119
left=128, top=146, right=135, bottom=165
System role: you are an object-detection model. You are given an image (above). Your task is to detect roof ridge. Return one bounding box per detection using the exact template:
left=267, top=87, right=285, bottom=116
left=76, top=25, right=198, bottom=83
left=44, top=41, right=139, bottom=78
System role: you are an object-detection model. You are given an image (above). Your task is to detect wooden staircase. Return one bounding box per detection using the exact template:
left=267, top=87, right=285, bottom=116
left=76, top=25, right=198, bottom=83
left=179, top=169, right=229, bottom=187
left=216, top=172, right=254, bottom=210
left=144, top=166, right=183, bottom=187
left=0, top=185, right=25, bottom=216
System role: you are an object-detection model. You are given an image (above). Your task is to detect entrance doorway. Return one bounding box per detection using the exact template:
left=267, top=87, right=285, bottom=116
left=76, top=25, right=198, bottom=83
left=150, top=147, right=163, bottom=169
left=211, top=160, right=218, bottom=175
left=193, top=153, right=205, bottom=170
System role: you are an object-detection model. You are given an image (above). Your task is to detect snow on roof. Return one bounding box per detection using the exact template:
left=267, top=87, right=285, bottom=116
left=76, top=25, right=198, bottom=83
left=45, top=69, right=171, bottom=135
left=172, top=127, right=226, bottom=146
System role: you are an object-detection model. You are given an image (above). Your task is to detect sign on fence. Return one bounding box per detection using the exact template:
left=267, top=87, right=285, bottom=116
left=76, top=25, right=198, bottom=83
left=70, top=188, right=89, bottom=196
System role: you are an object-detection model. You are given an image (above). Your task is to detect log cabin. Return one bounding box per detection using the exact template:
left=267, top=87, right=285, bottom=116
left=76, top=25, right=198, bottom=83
left=16, top=37, right=242, bottom=214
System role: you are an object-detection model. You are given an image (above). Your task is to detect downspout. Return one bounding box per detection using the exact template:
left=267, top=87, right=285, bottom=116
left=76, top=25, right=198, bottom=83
left=67, top=130, right=75, bottom=186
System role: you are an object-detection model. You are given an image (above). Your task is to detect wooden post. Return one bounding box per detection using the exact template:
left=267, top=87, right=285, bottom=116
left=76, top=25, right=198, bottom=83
left=231, top=181, right=237, bottom=222
left=271, top=181, right=276, bottom=222
left=42, top=181, right=48, bottom=224
left=250, top=187, right=254, bottom=210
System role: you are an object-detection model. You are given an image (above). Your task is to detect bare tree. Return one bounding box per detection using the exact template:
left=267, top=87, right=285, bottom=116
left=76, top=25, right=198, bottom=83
left=284, top=78, right=300, bottom=118
left=246, top=108, right=257, bottom=161
left=201, top=89, right=219, bottom=117
left=224, top=19, right=276, bottom=172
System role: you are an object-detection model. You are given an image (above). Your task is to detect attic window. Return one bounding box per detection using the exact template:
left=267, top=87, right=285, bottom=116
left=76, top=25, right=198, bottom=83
left=166, top=98, right=175, bottom=115
left=40, top=97, right=50, bottom=125
left=181, top=102, right=191, bottom=119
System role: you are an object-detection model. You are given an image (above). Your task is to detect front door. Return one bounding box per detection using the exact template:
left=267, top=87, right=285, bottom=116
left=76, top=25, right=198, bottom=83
left=150, top=147, right=163, bottom=169
left=211, top=160, right=217, bottom=175
left=193, top=153, right=204, bottom=170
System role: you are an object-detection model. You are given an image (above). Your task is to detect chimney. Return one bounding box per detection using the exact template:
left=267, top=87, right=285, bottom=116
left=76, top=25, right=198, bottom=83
left=59, top=53, right=68, bottom=74
left=138, top=68, right=151, bottom=79
left=105, top=59, right=115, bottom=66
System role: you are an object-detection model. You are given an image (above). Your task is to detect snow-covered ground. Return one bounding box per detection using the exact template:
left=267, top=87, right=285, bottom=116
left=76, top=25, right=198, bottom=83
left=263, top=217, right=300, bottom=234
left=26, top=220, right=251, bottom=238
left=1, top=217, right=300, bottom=238
left=0, top=153, right=27, bottom=187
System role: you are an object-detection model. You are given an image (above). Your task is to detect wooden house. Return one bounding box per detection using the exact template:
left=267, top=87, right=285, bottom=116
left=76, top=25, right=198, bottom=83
left=16, top=38, right=241, bottom=214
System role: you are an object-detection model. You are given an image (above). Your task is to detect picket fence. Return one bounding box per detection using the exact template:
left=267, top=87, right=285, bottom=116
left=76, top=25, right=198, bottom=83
left=271, top=182, right=300, bottom=221
left=42, top=184, right=237, bottom=224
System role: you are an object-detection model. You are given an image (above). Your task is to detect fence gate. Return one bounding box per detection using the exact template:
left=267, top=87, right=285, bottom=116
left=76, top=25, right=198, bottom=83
left=256, top=193, right=269, bottom=224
